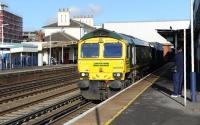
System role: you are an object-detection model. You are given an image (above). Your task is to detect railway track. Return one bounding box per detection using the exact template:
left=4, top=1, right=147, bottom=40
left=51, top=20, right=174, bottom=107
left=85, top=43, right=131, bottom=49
left=49, top=102, right=97, bottom=125
left=24, top=99, right=96, bottom=125
left=0, top=82, right=98, bottom=125
left=0, top=79, right=79, bottom=104
left=0, top=84, right=80, bottom=125
left=0, top=72, right=78, bottom=97
left=0, top=65, right=87, bottom=125
left=0, top=93, right=83, bottom=125
left=0, top=81, right=79, bottom=115
left=0, top=66, right=77, bottom=86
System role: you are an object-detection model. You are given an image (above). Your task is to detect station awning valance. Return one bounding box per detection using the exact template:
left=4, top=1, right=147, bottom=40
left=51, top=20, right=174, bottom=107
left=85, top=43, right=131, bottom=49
left=0, top=48, right=10, bottom=51
left=42, top=41, right=77, bottom=49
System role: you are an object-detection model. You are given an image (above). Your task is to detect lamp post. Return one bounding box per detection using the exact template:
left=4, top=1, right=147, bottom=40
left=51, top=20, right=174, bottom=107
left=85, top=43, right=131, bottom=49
left=1, top=23, right=9, bottom=70
left=49, top=34, right=52, bottom=65
left=79, top=19, right=82, bottom=39
left=1, top=23, right=9, bottom=45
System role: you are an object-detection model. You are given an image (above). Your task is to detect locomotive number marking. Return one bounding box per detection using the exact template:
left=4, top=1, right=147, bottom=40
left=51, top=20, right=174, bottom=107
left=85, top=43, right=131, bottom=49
left=93, top=62, right=109, bottom=66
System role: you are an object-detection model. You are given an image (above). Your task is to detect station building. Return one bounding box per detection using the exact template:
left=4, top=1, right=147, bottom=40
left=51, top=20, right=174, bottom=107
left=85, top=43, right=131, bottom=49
left=43, top=32, right=78, bottom=64
left=0, top=3, right=38, bottom=70
left=0, top=43, right=38, bottom=69
left=42, top=8, right=95, bottom=65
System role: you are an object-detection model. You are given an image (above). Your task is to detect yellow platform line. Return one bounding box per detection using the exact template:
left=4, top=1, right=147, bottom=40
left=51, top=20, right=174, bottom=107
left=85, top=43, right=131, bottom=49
left=104, top=76, right=159, bottom=125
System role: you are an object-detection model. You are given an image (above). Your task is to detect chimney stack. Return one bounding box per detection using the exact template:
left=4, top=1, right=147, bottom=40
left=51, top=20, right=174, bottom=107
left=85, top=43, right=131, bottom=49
left=58, top=8, right=70, bottom=26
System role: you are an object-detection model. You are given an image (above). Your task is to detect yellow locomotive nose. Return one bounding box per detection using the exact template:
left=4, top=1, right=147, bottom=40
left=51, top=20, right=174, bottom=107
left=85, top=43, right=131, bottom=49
left=99, top=67, right=103, bottom=72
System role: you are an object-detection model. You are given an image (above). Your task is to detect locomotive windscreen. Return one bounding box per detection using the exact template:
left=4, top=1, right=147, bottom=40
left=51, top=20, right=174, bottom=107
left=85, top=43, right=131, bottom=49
left=104, top=43, right=122, bottom=58
left=81, top=43, right=99, bottom=58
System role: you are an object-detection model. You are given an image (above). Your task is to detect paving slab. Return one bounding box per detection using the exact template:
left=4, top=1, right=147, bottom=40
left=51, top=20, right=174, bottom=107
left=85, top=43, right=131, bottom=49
left=111, top=68, right=200, bottom=125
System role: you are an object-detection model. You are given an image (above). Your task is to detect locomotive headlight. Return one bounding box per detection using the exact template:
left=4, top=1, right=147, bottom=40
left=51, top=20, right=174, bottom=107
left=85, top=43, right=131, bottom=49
left=113, top=72, right=122, bottom=78
left=81, top=72, right=86, bottom=76
left=117, top=73, right=121, bottom=77
left=80, top=72, right=89, bottom=77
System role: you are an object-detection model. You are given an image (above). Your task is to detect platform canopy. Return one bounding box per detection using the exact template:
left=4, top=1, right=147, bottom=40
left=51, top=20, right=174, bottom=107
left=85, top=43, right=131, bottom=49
left=0, top=43, right=38, bottom=53
left=103, top=20, right=190, bottom=45
left=43, top=32, right=78, bottom=48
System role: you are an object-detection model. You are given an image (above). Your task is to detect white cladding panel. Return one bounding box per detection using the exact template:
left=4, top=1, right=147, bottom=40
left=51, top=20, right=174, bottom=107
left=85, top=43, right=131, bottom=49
left=73, top=17, right=94, bottom=26
left=43, top=27, right=84, bottom=40
left=38, top=52, right=43, bottom=66
left=10, top=47, right=37, bottom=53
left=22, top=47, right=38, bottom=52
left=43, top=50, right=49, bottom=65
left=22, top=42, right=43, bottom=51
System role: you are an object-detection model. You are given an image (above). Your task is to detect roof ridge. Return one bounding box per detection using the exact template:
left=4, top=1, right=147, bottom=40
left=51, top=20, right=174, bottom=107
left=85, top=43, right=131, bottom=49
left=60, top=32, right=78, bottom=41
left=71, top=19, right=95, bottom=29
left=43, top=19, right=95, bottom=30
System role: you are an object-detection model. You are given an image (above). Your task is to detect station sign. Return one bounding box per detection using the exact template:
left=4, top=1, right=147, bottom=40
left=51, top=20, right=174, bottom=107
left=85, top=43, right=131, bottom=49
left=0, top=48, right=10, bottom=51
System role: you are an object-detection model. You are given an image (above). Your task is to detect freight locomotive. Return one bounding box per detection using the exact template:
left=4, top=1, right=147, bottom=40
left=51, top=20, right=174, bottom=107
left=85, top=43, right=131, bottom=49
left=78, top=28, right=163, bottom=100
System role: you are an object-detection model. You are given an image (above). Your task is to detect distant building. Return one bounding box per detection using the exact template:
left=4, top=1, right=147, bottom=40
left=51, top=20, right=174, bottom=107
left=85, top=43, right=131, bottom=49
left=0, top=2, right=23, bottom=43
left=43, top=8, right=95, bottom=40
left=73, top=15, right=94, bottom=27
left=23, top=31, right=44, bottom=42
left=23, top=31, right=37, bottom=42
left=36, top=31, right=45, bottom=41
left=41, top=8, right=96, bottom=65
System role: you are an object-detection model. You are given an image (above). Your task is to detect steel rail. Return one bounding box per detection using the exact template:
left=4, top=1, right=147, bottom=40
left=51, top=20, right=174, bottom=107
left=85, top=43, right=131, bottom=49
left=1, top=95, right=83, bottom=125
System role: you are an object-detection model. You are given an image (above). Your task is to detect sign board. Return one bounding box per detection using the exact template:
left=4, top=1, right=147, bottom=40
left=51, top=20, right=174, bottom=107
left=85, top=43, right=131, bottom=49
left=0, top=48, right=10, bottom=51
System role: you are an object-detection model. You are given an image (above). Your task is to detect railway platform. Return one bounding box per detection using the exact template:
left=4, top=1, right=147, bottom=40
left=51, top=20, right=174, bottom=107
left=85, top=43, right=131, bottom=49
left=65, top=63, right=200, bottom=125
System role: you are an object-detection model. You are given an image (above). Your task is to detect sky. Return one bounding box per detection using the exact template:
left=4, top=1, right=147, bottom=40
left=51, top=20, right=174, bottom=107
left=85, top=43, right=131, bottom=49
left=2, top=0, right=190, bottom=31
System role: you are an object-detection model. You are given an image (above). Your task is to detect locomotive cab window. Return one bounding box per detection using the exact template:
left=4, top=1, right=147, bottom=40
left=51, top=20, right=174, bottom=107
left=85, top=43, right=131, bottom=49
left=104, top=43, right=122, bottom=58
left=81, top=43, right=99, bottom=58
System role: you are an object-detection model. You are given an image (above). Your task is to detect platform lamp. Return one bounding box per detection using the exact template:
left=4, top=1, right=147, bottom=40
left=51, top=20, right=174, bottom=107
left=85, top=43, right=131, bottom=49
left=1, top=23, right=9, bottom=70
left=1, top=23, right=9, bottom=45
left=49, top=34, right=52, bottom=65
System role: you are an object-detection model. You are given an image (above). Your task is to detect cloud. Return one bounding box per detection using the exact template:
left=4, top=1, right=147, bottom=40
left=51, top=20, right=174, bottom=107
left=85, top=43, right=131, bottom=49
left=87, top=4, right=102, bottom=16
left=45, top=16, right=57, bottom=25
left=69, top=6, right=81, bottom=16
left=44, top=3, right=102, bottom=26
left=69, top=4, right=102, bottom=17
